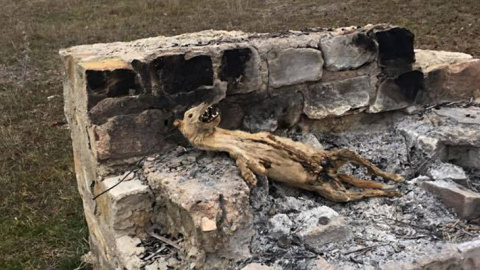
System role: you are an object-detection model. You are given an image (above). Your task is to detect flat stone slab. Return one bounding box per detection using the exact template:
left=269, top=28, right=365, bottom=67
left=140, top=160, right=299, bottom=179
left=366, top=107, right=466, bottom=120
left=422, top=180, right=480, bottom=220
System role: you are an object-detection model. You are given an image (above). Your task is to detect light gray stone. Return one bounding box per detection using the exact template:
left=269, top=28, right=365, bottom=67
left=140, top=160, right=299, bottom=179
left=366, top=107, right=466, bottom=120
left=115, top=235, right=145, bottom=270
left=434, top=107, right=480, bottom=125
left=295, top=133, right=324, bottom=150
left=294, top=206, right=349, bottom=247
left=447, top=146, right=480, bottom=169
left=268, top=48, right=323, bottom=88
left=241, top=263, right=275, bottom=270
left=303, top=76, right=371, bottom=119
left=268, top=214, right=293, bottom=239
left=319, top=32, right=377, bottom=71
left=427, top=162, right=469, bottom=187
left=97, top=173, right=153, bottom=236
left=422, top=180, right=480, bottom=220
left=414, top=49, right=473, bottom=73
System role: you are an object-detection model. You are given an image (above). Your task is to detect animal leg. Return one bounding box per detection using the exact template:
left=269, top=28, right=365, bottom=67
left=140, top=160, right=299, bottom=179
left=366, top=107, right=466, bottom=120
left=337, top=173, right=397, bottom=190
left=310, top=182, right=351, bottom=202
left=329, top=149, right=404, bottom=182
left=235, top=157, right=258, bottom=186
left=311, top=182, right=400, bottom=202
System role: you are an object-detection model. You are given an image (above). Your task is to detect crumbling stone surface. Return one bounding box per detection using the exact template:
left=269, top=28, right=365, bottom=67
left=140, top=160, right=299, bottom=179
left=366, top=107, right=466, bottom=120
left=143, top=148, right=253, bottom=269
left=294, top=206, right=349, bottom=248
left=96, top=173, right=153, bottom=236
left=422, top=180, right=480, bottom=220
left=116, top=236, right=145, bottom=270
left=268, top=214, right=293, bottom=239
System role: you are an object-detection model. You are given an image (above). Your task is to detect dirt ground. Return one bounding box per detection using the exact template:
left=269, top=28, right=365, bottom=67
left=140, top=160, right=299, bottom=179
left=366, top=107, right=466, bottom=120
left=0, top=0, right=478, bottom=269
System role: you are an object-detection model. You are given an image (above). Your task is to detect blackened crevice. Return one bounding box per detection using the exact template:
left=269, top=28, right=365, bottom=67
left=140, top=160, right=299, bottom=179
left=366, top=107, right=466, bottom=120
left=219, top=48, right=252, bottom=93
left=86, top=69, right=140, bottom=109
left=374, top=27, right=415, bottom=77
left=150, top=54, right=214, bottom=95
left=375, top=28, right=415, bottom=64
left=394, top=70, right=425, bottom=103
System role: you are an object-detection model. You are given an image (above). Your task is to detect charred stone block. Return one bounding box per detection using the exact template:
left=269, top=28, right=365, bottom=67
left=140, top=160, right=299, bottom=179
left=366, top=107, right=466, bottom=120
left=303, top=76, right=371, bottom=119
left=374, top=27, right=415, bottom=77
left=369, top=70, right=424, bottom=113
left=319, top=32, right=377, bottom=71
left=238, top=88, right=304, bottom=132
left=92, top=110, right=171, bottom=161
left=150, top=54, right=214, bottom=104
left=219, top=47, right=262, bottom=94
left=86, top=69, right=140, bottom=109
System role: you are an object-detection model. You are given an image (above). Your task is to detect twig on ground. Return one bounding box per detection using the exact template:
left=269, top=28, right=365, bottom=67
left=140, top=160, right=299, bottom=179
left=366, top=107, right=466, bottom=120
left=343, top=243, right=389, bottom=255
left=146, top=228, right=182, bottom=250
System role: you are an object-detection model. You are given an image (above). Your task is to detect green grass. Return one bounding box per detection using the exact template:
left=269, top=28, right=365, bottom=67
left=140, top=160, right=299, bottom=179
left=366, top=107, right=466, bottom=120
left=0, top=0, right=478, bottom=269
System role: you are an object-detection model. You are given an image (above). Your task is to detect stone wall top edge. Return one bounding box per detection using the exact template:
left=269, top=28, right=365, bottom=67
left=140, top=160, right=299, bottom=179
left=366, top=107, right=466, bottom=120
left=58, top=24, right=396, bottom=64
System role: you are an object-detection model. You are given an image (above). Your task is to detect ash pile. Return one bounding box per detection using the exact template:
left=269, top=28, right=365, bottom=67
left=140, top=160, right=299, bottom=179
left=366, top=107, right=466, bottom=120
left=138, top=103, right=480, bottom=270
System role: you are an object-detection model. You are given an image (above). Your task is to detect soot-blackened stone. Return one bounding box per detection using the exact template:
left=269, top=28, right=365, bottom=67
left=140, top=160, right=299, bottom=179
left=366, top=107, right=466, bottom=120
left=219, top=48, right=252, bottom=90
left=375, top=27, right=415, bottom=64
left=374, top=27, right=415, bottom=77
left=86, top=69, right=139, bottom=109
left=150, top=54, right=214, bottom=95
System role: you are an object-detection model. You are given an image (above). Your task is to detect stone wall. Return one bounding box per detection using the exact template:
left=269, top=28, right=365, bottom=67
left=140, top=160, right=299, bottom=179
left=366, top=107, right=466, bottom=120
left=60, top=24, right=480, bottom=269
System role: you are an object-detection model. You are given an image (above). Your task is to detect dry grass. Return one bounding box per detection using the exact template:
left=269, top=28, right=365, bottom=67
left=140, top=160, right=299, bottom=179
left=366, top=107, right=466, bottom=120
left=0, top=0, right=478, bottom=269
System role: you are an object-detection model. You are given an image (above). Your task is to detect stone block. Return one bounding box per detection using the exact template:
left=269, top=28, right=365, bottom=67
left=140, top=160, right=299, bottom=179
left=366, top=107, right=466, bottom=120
left=268, top=48, right=323, bottom=88
left=293, top=206, right=349, bottom=248
left=144, top=149, right=253, bottom=267
left=91, top=110, right=170, bottom=161
left=219, top=46, right=263, bottom=94
left=421, top=180, right=480, bottom=220
left=96, top=173, right=153, bottom=236
left=373, top=27, right=415, bottom=77
left=414, top=49, right=473, bottom=73
left=303, top=76, right=371, bottom=119
left=319, top=32, right=377, bottom=71
left=427, top=162, right=469, bottom=187
left=369, top=70, right=424, bottom=113
left=423, top=59, right=480, bottom=103
left=240, top=88, right=304, bottom=132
